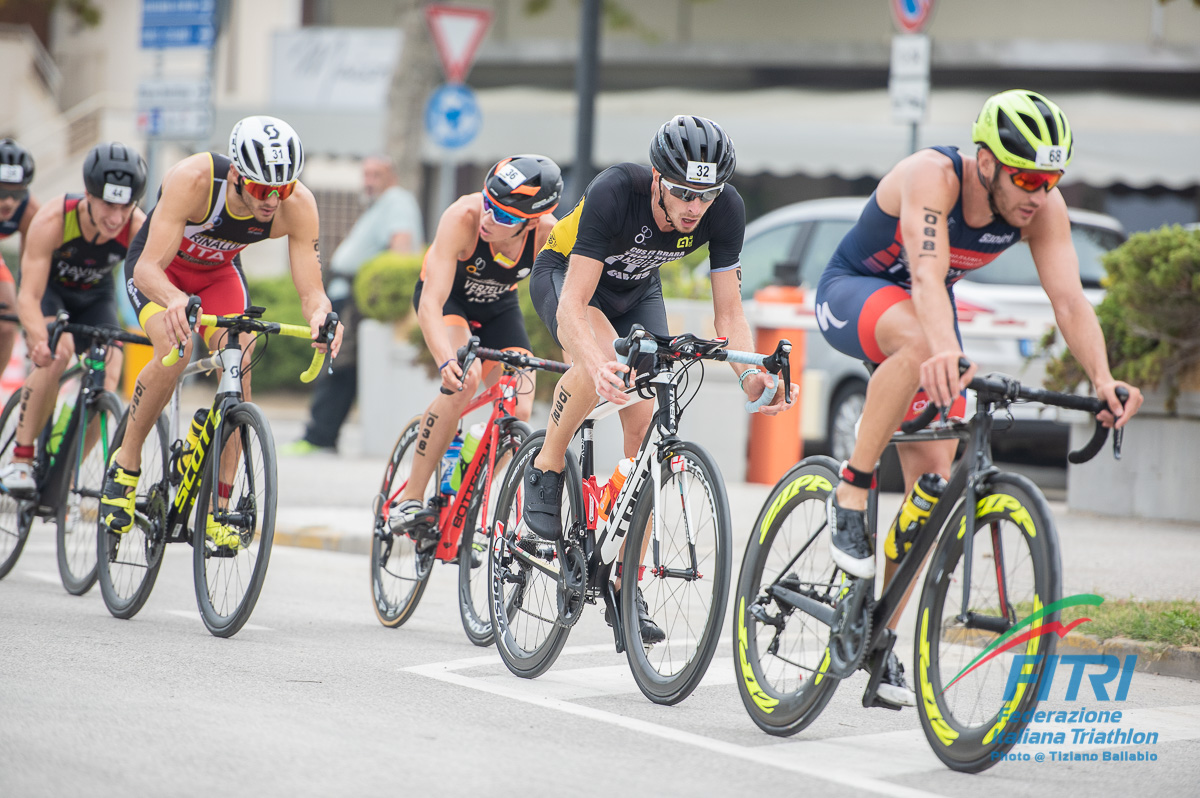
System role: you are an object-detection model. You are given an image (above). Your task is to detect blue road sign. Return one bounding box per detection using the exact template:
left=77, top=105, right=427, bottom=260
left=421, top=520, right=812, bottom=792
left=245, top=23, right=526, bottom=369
left=142, top=0, right=215, bottom=49
left=424, top=84, right=481, bottom=150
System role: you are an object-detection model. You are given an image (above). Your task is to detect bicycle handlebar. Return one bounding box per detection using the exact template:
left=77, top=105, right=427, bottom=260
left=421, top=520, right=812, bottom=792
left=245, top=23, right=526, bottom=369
left=612, top=324, right=792, bottom=413
left=43, top=311, right=152, bottom=356
left=438, top=336, right=570, bottom=395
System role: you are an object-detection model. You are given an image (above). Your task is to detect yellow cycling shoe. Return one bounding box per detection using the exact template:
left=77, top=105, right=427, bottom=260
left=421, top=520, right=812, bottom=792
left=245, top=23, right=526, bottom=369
left=205, top=515, right=244, bottom=551
left=100, top=448, right=140, bottom=535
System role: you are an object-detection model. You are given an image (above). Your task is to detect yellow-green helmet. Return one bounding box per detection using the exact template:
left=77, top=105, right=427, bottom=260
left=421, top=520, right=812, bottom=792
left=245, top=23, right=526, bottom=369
left=972, top=89, right=1073, bottom=171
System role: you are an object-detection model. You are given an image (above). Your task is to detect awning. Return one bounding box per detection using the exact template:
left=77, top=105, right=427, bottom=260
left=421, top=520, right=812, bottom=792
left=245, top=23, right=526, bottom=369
left=423, top=87, right=1200, bottom=190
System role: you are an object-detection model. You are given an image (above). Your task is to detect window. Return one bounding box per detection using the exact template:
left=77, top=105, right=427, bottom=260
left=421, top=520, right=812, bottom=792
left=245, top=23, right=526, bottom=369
left=963, top=224, right=1125, bottom=288
left=797, top=220, right=856, bottom=287
left=738, top=222, right=801, bottom=299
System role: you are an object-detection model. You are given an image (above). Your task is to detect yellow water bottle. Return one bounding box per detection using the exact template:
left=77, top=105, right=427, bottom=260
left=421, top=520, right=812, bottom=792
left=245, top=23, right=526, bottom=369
left=451, top=422, right=487, bottom=492
left=46, top=399, right=75, bottom=456
left=177, top=409, right=208, bottom=476
left=885, top=472, right=947, bottom=563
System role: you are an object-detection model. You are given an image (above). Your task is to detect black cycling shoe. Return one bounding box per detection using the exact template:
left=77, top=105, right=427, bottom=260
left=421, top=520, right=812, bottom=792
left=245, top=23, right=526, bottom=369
left=604, top=585, right=666, bottom=646
left=869, top=650, right=916, bottom=707
left=522, top=459, right=564, bottom=540
left=389, top=499, right=439, bottom=553
left=828, top=492, right=875, bottom=579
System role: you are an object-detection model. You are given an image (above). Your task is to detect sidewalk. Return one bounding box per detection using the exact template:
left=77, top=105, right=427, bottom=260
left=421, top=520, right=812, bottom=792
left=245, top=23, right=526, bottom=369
left=259, top=391, right=1200, bottom=678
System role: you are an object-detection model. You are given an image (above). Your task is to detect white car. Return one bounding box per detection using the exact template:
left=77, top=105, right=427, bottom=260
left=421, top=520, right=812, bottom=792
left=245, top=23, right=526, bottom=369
left=731, top=197, right=1125, bottom=466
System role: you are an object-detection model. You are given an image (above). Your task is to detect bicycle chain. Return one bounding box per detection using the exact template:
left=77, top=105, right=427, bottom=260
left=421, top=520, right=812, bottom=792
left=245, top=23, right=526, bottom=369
left=825, top=577, right=873, bottom=679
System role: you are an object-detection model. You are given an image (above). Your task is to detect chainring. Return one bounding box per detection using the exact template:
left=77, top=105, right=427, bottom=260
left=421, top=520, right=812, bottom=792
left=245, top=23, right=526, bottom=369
left=825, top=577, right=874, bottom=679
left=556, top=541, right=587, bottom=627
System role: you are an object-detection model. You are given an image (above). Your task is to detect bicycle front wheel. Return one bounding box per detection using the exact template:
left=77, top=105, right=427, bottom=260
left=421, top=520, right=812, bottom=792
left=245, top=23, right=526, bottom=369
left=0, top=389, right=30, bottom=580
left=370, top=416, right=435, bottom=628
left=621, top=441, right=731, bottom=705
left=915, top=472, right=1060, bottom=773
left=488, top=432, right=577, bottom=679
left=192, top=402, right=277, bottom=638
left=57, top=390, right=123, bottom=595
left=732, top=456, right=844, bottom=735
left=97, top=409, right=170, bottom=619
left=458, top=420, right=530, bottom=647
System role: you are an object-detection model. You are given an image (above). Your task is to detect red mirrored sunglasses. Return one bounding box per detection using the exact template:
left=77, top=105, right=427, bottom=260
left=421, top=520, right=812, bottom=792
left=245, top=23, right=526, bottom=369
left=999, top=164, right=1063, bottom=193
left=241, top=177, right=298, bottom=201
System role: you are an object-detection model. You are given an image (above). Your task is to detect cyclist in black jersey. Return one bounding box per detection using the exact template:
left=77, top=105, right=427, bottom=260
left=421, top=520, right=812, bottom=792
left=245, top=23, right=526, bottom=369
left=0, top=143, right=147, bottom=496
left=0, top=138, right=42, bottom=388
left=390, top=155, right=562, bottom=537
left=522, top=116, right=796, bottom=643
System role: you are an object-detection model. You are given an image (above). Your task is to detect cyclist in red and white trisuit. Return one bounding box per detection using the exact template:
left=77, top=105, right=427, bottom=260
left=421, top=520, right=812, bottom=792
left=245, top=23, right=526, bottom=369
left=0, top=138, right=42, bottom=383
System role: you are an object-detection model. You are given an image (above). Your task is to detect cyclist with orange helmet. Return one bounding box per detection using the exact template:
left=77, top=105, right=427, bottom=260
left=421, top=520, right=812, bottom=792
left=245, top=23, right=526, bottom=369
left=0, top=138, right=41, bottom=382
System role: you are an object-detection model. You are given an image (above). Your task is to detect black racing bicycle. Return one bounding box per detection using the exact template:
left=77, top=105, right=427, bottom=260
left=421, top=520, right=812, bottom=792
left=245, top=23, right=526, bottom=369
left=732, top=368, right=1127, bottom=772
left=0, top=314, right=148, bottom=591
left=97, top=300, right=337, bottom=637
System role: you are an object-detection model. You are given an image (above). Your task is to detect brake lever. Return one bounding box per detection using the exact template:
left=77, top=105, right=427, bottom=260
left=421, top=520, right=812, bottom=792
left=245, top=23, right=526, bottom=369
left=1112, top=386, right=1129, bottom=460
left=47, top=311, right=70, bottom=360
left=178, top=296, right=201, bottom=359
left=440, top=336, right=480, bottom=395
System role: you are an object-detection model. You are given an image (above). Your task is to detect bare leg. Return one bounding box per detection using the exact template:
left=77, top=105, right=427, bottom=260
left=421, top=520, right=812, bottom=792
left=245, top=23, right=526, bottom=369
left=114, top=313, right=190, bottom=472
left=12, top=330, right=75, bottom=457
left=0, top=281, right=17, bottom=381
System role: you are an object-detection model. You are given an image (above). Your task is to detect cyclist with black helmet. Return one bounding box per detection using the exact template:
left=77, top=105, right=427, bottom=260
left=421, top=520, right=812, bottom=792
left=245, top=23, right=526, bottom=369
left=99, top=115, right=342, bottom=542
left=0, top=142, right=147, bottom=495
left=389, top=154, right=563, bottom=536
left=0, top=138, right=41, bottom=381
left=522, top=115, right=795, bottom=645
left=814, top=89, right=1144, bottom=708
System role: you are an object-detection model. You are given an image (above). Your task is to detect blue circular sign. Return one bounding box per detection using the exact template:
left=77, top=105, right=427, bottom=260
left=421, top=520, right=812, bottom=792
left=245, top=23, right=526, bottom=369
left=425, top=84, right=481, bottom=150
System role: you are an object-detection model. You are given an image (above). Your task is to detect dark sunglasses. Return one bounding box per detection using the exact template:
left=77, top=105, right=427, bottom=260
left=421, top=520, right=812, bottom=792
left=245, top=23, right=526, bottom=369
left=999, top=164, right=1064, bottom=193
left=659, top=176, right=724, bottom=203
left=0, top=187, right=28, bottom=201
left=240, top=176, right=297, bottom=201
left=483, top=194, right=523, bottom=227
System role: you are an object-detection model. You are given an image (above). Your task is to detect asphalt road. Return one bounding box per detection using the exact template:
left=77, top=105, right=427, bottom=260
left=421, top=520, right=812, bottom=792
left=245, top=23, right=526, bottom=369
left=3, top=525, right=1199, bottom=798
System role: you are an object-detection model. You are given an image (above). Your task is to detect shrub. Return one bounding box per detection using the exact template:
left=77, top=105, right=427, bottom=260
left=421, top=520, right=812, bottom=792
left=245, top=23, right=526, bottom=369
left=242, top=274, right=315, bottom=393
left=1044, top=225, right=1200, bottom=412
left=355, top=251, right=424, bottom=322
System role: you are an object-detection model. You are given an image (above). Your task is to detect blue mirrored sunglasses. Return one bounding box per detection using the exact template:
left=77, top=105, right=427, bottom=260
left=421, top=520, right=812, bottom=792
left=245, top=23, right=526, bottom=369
left=483, top=195, right=523, bottom=226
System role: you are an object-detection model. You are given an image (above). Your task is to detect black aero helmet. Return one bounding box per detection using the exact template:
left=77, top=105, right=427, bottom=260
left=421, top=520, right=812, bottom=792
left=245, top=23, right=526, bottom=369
left=484, top=154, right=563, bottom=218
left=83, top=142, right=148, bottom=205
left=649, top=115, right=736, bottom=186
left=0, top=138, right=35, bottom=188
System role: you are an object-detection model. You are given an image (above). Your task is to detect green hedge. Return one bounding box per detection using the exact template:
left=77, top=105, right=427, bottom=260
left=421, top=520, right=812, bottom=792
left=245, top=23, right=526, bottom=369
left=242, top=274, right=317, bottom=393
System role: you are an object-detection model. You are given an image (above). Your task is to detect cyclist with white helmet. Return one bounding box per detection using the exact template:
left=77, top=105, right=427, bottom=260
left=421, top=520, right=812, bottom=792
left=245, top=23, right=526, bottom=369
left=814, top=89, right=1144, bottom=707
left=0, top=138, right=42, bottom=379
left=389, top=154, right=562, bottom=540
left=100, top=115, right=342, bottom=539
left=521, top=115, right=796, bottom=644
left=0, top=142, right=147, bottom=495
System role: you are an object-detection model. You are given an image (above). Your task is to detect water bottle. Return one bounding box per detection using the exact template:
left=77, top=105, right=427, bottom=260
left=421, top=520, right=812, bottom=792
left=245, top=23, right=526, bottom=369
left=598, top=457, right=635, bottom=522
left=450, top=422, right=487, bottom=492
left=177, top=409, right=208, bottom=476
left=440, top=434, right=464, bottom=495
left=885, top=472, right=947, bottom=564
left=46, top=398, right=76, bottom=456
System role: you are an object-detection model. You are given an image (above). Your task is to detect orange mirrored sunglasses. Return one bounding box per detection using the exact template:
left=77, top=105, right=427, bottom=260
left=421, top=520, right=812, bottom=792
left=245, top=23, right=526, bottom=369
left=242, top=177, right=298, bottom=201
left=999, top=164, right=1063, bottom=193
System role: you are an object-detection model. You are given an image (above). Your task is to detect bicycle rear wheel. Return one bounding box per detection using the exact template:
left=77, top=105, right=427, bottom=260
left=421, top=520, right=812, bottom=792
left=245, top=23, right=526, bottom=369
left=370, top=416, right=436, bottom=628
left=458, top=420, right=530, bottom=646
left=57, top=390, right=123, bottom=595
left=620, top=441, right=731, bottom=705
left=0, top=389, right=30, bottom=580
left=97, top=409, right=170, bottom=618
left=488, top=432, right=577, bottom=679
left=915, top=472, right=1060, bottom=773
left=732, top=456, right=845, bottom=735
left=193, top=402, right=277, bottom=638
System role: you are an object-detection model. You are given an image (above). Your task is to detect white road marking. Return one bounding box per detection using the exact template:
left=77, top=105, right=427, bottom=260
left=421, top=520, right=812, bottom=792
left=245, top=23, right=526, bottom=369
left=405, top=645, right=949, bottom=798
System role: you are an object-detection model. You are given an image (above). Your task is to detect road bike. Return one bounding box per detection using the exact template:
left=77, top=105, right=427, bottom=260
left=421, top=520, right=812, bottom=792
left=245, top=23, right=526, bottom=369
left=0, top=314, right=149, bottom=591
left=489, top=324, right=793, bottom=705
left=732, top=368, right=1127, bottom=771
left=371, top=337, right=568, bottom=646
left=97, top=300, right=337, bottom=637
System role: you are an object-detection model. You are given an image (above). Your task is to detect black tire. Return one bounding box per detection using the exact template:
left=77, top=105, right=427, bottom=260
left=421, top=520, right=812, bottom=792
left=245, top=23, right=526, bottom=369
left=827, top=381, right=866, bottom=464
left=56, top=390, right=124, bottom=595
left=488, top=431, right=577, bottom=679
left=914, top=472, right=1060, bottom=773
left=97, top=409, right=169, bottom=619
left=458, top=420, right=530, bottom=647
left=193, top=402, right=277, bottom=638
left=732, top=456, right=845, bottom=735
left=620, top=441, right=731, bottom=705
left=370, top=416, right=436, bottom=628
left=0, top=389, right=30, bottom=580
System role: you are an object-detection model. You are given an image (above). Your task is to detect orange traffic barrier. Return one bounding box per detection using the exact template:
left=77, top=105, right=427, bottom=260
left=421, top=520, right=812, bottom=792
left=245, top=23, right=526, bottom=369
left=746, top=285, right=805, bottom=485
left=122, top=332, right=154, bottom=399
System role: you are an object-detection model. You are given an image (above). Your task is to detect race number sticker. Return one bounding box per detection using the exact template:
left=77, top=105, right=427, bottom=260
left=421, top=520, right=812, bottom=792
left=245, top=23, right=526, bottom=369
left=496, top=163, right=527, bottom=188
left=103, top=183, right=132, bottom=204
left=685, top=161, right=717, bottom=185
left=263, top=144, right=290, bottom=165
left=1034, top=145, right=1067, bottom=170
left=0, top=164, right=24, bottom=183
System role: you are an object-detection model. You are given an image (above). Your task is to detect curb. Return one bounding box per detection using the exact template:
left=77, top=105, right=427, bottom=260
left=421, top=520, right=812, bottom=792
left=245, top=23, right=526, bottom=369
left=1058, top=632, right=1200, bottom=683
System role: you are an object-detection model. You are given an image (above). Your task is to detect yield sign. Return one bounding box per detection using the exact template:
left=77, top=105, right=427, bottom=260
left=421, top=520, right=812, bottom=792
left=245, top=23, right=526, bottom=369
left=425, top=4, right=493, bottom=84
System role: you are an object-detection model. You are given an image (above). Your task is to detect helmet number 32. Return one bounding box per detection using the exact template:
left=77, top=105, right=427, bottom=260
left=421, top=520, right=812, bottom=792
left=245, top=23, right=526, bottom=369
left=686, top=161, right=717, bottom=185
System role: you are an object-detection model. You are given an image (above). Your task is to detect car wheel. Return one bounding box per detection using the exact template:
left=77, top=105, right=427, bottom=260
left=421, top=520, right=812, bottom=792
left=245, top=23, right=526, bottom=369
left=826, top=380, right=904, bottom=492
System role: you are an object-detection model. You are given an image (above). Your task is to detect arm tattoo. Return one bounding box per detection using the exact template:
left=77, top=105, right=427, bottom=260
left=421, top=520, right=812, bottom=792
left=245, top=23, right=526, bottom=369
left=918, top=207, right=942, bottom=259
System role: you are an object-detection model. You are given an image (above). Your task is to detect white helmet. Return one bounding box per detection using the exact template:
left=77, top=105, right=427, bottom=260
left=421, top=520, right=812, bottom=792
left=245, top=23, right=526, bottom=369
left=228, top=115, right=305, bottom=185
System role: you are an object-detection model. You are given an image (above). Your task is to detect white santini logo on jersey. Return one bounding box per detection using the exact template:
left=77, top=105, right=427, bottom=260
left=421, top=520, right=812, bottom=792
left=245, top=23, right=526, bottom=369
left=816, top=301, right=848, bottom=331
